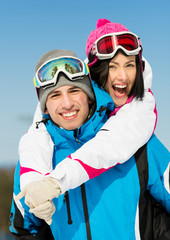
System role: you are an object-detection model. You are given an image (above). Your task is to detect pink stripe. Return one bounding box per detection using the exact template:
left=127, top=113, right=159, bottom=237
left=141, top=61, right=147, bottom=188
left=68, top=155, right=119, bottom=179
left=75, top=159, right=112, bottom=179
left=45, top=172, right=50, bottom=175
left=20, top=166, right=43, bottom=176
left=110, top=96, right=134, bottom=117
left=148, top=89, right=157, bottom=133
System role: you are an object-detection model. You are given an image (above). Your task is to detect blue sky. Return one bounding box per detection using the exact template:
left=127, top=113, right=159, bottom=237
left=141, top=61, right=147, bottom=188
left=0, top=0, right=170, bottom=166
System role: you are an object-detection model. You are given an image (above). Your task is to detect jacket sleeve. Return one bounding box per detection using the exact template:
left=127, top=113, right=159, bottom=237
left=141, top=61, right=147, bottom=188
left=50, top=88, right=157, bottom=193
left=18, top=103, right=54, bottom=189
left=9, top=162, right=46, bottom=239
left=10, top=196, right=54, bottom=240
left=19, top=58, right=157, bottom=194
left=50, top=59, right=157, bottom=193
left=147, top=135, right=170, bottom=213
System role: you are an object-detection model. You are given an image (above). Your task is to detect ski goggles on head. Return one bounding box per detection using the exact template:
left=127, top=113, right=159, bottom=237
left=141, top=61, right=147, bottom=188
left=91, top=31, right=142, bottom=60
left=33, top=56, right=90, bottom=89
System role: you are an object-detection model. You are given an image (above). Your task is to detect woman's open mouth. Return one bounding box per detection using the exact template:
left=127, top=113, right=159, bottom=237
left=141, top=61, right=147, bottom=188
left=112, top=84, right=127, bottom=97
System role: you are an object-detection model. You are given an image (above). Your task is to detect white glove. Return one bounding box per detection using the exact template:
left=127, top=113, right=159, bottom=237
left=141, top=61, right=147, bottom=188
left=30, top=200, right=55, bottom=225
left=16, top=177, right=61, bottom=208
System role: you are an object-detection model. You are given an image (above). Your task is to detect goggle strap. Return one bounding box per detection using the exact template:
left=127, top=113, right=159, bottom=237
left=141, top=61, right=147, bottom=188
left=88, top=56, right=98, bottom=67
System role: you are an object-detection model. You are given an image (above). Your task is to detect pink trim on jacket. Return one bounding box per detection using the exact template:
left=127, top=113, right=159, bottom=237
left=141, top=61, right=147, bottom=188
left=20, top=166, right=50, bottom=176
left=67, top=91, right=157, bottom=179
left=68, top=155, right=115, bottom=179
left=109, top=96, right=134, bottom=117
left=148, top=89, right=157, bottom=133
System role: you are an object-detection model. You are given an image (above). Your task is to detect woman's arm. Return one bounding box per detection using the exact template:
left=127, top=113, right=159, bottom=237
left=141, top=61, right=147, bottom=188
left=18, top=104, right=54, bottom=189
left=50, top=88, right=157, bottom=193
left=19, top=58, right=157, bottom=194
left=9, top=162, right=46, bottom=238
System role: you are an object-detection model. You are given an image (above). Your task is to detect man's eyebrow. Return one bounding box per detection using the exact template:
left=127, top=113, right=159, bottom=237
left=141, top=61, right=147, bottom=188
left=69, top=86, right=80, bottom=89
left=68, top=86, right=82, bottom=91
left=49, top=90, right=60, bottom=95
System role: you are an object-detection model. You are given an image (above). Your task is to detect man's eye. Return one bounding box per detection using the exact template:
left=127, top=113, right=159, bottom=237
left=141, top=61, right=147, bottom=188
left=70, top=89, right=80, bottom=93
left=51, top=93, right=60, bottom=98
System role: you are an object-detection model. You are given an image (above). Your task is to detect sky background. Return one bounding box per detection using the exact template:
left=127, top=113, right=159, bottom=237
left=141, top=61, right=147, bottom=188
left=0, top=0, right=170, bottom=167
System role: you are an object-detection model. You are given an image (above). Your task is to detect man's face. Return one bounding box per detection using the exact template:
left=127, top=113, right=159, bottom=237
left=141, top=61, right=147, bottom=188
left=45, top=85, right=91, bottom=130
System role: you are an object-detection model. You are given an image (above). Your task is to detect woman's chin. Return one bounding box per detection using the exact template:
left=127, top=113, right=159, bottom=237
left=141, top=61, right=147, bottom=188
left=112, top=95, right=128, bottom=107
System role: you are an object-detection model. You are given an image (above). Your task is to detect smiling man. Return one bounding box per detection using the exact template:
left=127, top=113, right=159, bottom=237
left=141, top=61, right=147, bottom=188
left=44, top=84, right=92, bottom=130
left=36, top=52, right=96, bottom=129
left=10, top=49, right=114, bottom=239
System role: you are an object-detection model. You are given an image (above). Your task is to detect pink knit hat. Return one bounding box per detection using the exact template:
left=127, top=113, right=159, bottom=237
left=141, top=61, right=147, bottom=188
left=86, top=18, right=129, bottom=58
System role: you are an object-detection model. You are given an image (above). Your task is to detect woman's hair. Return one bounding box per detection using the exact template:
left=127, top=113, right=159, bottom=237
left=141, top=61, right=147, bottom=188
left=89, top=50, right=144, bottom=100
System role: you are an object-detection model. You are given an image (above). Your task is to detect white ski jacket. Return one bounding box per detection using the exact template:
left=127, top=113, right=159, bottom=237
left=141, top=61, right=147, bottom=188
left=19, top=58, right=157, bottom=193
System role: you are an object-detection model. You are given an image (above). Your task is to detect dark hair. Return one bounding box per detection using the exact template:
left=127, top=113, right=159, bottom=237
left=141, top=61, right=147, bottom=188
left=89, top=50, right=144, bottom=100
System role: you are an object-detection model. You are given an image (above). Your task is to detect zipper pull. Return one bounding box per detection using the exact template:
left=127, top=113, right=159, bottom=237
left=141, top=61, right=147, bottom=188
left=74, top=130, right=80, bottom=144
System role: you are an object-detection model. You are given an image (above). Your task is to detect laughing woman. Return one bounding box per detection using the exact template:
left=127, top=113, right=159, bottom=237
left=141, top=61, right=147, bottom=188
left=18, top=19, right=157, bottom=193
left=12, top=19, right=170, bottom=240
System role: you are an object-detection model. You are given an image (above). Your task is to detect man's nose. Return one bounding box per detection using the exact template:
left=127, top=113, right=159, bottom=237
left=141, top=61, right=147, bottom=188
left=61, top=94, right=74, bottom=109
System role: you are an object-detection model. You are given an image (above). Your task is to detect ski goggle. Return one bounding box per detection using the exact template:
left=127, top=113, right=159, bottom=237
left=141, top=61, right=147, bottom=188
left=33, top=56, right=90, bottom=89
left=90, top=31, right=142, bottom=60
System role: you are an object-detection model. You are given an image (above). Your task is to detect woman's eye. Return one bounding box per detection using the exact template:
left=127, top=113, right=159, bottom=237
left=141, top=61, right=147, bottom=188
left=109, top=65, right=116, bottom=69
left=127, top=64, right=135, bottom=68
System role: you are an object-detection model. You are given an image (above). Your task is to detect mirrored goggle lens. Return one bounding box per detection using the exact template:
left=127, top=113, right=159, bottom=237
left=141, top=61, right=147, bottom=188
left=97, top=34, right=139, bottom=54
left=38, top=58, right=84, bottom=83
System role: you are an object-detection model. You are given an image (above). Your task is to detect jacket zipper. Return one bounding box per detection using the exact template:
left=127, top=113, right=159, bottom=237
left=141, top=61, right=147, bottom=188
left=63, top=184, right=92, bottom=239
left=81, top=184, right=92, bottom=240
left=64, top=191, right=73, bottom=225
left=64, top=129, right=91, bottom=239
left=74, top=129, right=81, bottom=144
left=63, top=130, right=80, bottom=225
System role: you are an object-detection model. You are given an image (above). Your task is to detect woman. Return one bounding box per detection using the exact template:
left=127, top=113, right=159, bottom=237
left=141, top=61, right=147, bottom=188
left=18, top=19, right=157, bottom=192
left=14, top=19, right=170, bottom=240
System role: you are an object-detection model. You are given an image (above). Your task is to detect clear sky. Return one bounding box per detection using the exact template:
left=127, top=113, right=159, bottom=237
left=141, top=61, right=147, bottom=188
left=0, top=0, right=170, bottom=166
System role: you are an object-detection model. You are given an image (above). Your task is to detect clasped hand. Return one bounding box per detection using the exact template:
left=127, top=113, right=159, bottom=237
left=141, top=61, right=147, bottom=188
left=16, top=177, right=61, bottom=225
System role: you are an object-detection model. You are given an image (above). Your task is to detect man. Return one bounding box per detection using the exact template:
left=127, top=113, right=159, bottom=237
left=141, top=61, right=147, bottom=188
left=10, top=49, right=114, bottom=239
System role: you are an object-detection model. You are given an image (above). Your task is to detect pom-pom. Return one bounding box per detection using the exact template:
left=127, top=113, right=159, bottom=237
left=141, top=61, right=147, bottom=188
left=96, top=18, right=111, bottom=28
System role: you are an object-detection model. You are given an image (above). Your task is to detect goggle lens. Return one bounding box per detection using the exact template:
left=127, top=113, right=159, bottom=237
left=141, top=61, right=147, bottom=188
left=97, top=33, right=139, bottom=55
left=38, top=58, right=84, bottom=84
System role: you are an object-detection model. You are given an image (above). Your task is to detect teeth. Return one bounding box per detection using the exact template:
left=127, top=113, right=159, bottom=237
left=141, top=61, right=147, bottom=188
left=114, top=84, right=127, bottom=89
left=63, top=111, right=77, bottom=117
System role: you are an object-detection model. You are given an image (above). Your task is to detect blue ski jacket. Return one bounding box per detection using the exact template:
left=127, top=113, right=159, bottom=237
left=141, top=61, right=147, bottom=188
left=49, top=133, right=170, bottom=240
left=9, top=81, right=170, bottom=240
left=9, top=81, right=113, bottom=238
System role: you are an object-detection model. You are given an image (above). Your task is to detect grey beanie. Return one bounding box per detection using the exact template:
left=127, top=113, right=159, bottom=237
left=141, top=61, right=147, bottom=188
left=36, top=49, right=95, bottom=112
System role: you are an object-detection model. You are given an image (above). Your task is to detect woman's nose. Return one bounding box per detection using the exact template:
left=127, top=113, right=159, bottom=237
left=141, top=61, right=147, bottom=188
left=117, top=68, right=127, bottom=81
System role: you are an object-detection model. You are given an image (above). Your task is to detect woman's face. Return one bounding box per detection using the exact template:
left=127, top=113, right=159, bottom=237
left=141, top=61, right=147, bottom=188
left=104, top=52, right=136, bottom=107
